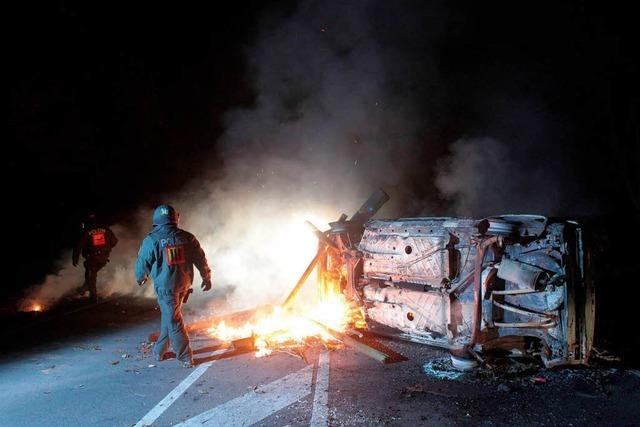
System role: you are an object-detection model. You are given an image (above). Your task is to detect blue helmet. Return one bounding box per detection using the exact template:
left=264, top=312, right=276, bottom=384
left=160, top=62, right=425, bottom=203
left=152, top=205, right=179, bottom=226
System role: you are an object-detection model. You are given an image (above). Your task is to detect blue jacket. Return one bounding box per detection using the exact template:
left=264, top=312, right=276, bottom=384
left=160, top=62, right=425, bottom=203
left=135, top=224, right=211, bottom=294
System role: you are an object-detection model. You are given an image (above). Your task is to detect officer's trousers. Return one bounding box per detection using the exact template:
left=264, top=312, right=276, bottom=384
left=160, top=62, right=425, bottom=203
left=153, top=290, right=192, bottom=363
left=82, top=257, right=108, bottom=302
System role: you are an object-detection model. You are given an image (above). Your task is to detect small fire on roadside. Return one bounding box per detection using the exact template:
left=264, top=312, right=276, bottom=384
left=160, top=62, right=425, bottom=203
left=21, top=301, right=45, bottom=313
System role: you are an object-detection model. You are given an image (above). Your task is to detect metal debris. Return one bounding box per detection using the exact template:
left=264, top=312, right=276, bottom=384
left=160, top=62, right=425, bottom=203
left=312, top=320, right=389, bottom=363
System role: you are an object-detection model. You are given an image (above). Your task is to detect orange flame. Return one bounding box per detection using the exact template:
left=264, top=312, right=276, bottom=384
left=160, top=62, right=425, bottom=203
left=208, top=269, right=361, bottom=356
left=207, top=216, right=365, bottom=356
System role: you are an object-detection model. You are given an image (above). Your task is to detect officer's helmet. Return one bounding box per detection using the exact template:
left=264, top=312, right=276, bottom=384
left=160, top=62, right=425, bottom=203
left=83, top=213, right=98, bottom=229
left=153, top=205, right=179, bottom=226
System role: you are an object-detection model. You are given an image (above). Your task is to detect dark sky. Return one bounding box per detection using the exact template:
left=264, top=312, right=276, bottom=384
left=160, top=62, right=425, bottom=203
left=8, top=1, right=639, bottom=294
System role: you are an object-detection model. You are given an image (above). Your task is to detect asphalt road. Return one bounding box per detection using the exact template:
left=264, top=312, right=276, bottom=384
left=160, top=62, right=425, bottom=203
left=1, top=297, right=639, bottom=426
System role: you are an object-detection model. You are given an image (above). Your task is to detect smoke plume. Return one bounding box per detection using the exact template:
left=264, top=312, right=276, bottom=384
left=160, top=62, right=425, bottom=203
left=436, top=137, right=556, bottom=216
left=170, top=1, right=444, bottom=311
left=26, top=1, right=443, bottom=312
left=435, top=133, right=598, bottom=217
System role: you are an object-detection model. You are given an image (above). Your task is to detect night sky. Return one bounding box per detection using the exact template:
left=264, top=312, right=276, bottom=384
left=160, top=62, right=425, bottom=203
left=8, top=1, right=639, bottom=296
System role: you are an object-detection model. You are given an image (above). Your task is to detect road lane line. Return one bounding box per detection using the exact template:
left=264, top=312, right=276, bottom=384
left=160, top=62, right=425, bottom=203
left=175, top=364, right=313, bottom=426
left=310, top=351, right=330, bottom=427
left=134, top=360, right=215, bottom=427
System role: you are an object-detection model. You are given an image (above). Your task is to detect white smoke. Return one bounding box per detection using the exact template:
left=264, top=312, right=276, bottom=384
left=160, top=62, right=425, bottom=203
left=20, top=223, right=154, bottom=310
left=435, top=137, right=598, bottom=217
left=24, top=1, right=443, bottom=312
left=158, top=1, right=441, bottom=312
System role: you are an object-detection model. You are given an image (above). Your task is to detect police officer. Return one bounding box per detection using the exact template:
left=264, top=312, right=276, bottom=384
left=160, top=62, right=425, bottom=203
left=135, top=205, right=212, bottom=368
left=72, top=214, right=118, bottom=303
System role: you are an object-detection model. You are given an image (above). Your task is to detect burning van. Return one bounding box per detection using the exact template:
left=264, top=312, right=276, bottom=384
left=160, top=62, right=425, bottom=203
left=311, top=189, right=596, bottom=368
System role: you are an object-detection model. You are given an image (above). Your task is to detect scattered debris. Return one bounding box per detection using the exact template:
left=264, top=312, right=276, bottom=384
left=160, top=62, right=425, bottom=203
left=274, top=348, right=306, bottom=362
left=497, top=383, right=510, bottom=392
left=110, top=360, right=120, bottom=365
left=532, top=376, right=548, bottom=384
left=312, top=320, right=389, bottom=363
left=402, top=383, right=424, bottom=397
left=323, top=341, right=343, bottom=352
left=148, top=364, right=156, bottom=368
left=137, top=341, right=153, bottom=360
left=481, top=357, right=539, bottom=379
left=591, top=347, right=622, bottom=362
left=231, top=336, right=256, bottom=352
left=423, top=358, right=464, bottom=380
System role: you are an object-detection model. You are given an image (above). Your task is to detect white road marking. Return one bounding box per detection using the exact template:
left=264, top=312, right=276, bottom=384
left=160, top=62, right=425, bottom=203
left=175, top=364, right=314, bottom=427
left=134, top=358, right=216, bottom=427
left=310, top=351, right=330, bottom=427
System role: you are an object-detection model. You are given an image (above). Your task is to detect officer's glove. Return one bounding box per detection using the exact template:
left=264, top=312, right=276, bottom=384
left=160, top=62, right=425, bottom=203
left=201, top=279, right=212, bottom=292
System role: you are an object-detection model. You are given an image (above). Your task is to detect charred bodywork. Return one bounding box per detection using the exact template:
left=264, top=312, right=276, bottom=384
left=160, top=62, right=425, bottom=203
left=316, top=190, right=595, bottom=367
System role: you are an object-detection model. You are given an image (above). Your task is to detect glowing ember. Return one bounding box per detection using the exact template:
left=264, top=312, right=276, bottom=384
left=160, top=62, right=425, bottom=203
left=18, top=299, right=48, bottom=313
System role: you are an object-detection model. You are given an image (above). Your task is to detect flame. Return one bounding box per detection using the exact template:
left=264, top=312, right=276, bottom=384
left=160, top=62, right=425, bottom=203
left=207, top=248, right=363, bottom=356
left=204, top=211, right=331, bottom=311
left=18, top=300, right=43, bottom=312
left=205, top=213, right=367, bottom=356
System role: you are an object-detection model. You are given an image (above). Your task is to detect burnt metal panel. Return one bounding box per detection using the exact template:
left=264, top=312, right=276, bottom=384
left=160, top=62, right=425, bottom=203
left=360, top=218, right=476, bottom=287
left=348, top=215, right=592, bottom=367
